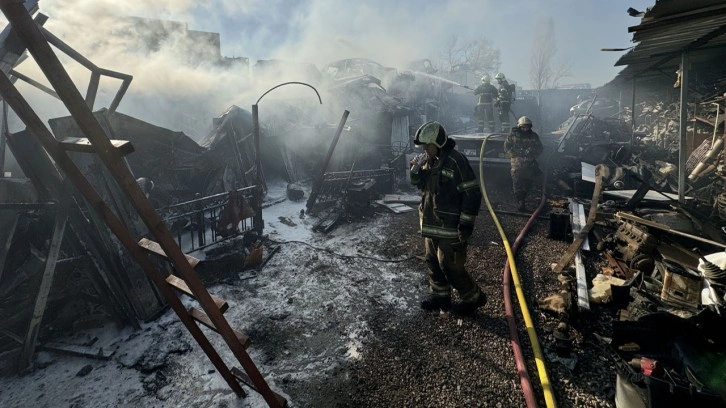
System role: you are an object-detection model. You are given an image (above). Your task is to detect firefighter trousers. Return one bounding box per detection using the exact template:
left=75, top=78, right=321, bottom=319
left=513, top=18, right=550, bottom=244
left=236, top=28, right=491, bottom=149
left=423, top=237, right=480, bottom=302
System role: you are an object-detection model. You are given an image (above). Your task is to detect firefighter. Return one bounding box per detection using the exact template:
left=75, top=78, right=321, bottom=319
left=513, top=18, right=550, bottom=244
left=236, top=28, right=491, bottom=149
left=409, top=121, right=487, bottom=316
left=494, top=72, right=513, bottom=132
left=504, top=116, right=543, bottom=212
left=473, top=75, right=497, bottom=132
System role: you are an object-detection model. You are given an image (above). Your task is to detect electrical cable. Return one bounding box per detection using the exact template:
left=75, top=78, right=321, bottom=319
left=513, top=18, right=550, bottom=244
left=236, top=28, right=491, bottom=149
left=479, top=135, right=557, bottom=408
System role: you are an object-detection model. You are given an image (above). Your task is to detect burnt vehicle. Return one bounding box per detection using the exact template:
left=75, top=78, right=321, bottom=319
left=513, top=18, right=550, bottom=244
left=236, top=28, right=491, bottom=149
left=569, top=97, right=621, bottom=118
left=555, top=114, right=632, bottom=164
left=449, top=132, right=510, bottom=169
left=450, top=115, right=632, bottom=171
left=448, top=131, right=559, bottom=174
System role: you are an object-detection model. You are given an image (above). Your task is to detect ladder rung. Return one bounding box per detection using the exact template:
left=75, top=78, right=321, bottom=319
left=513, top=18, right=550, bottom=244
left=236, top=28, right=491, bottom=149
left=166, top=275, right=229, bottom=313
left=59, top=137, right=135, bottom=156
left=231, top=367, right=288, bottom=407
left=138, top=238, right=200, bottom=268
left=188, top=307, right=250, bottom=349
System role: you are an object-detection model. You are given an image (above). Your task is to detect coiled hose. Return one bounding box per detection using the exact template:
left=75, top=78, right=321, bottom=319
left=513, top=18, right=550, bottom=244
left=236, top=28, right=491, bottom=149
left=479, top=135, right=557, bottom=408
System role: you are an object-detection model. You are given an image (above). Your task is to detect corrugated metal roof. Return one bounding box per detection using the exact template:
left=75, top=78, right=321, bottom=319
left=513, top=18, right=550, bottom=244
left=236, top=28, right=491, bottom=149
left=606, top=0, right=726, bottom=85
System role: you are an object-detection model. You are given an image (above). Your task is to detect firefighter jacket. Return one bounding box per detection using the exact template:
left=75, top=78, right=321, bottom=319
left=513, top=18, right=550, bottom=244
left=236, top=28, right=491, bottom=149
left=504, top=128, right=543, bottom=166
left=410, top=139, right=482, bottom=239
left=474, top=83, right=497, bottom=105
left=496, top=80, right=513, bottom=105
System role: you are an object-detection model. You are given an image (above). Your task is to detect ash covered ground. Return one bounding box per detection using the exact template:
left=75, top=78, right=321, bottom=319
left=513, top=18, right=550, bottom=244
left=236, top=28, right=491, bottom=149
left=0, top=176, right=618, bottom=408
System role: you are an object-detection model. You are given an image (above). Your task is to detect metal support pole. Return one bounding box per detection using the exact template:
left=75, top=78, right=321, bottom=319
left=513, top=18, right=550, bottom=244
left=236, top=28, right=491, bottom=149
left=252, top=103, right=263, bottom=234
left=306, top=110, right=350, bottom=212
left=630, top=76, right=636, bottom=146
left=678, top=52, right=689, bottom=203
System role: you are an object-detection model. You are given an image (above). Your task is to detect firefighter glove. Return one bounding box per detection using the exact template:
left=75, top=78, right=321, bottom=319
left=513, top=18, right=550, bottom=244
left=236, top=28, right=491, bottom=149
left=458, top=223, right=474, bottom=243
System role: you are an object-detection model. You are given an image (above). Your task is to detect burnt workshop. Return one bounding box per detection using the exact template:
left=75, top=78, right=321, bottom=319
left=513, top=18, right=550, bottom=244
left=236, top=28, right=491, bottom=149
left=2, top=1, right=726, bottom=407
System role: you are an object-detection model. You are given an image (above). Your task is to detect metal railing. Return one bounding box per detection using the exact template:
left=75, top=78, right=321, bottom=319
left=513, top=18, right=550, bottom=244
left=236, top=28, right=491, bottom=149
left=158, top=186, right=258, bottom=253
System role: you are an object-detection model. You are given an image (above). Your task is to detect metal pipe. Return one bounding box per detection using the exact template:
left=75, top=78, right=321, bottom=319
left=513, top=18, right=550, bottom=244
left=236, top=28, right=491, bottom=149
left=252, top=103, right=262, bottom=233
left=711, top=102, right=721, bottom=146
left=678, top=52, right=689, bottom=203
left=253, top=81, right=322, bottom=231
left=630, top=76, right=636, bottom=146
left=306, top=110, right=350, bottom=212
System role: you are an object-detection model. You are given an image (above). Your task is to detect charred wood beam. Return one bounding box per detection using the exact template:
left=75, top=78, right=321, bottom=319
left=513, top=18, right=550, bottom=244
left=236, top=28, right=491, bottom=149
left=6, top=131, right=139, bottom=328
left=0, top=6, right=268, bottom=400
left=0, top=213, right=18, bottom=283
left=306, top=110, right=350, bottom=213
left=39, top=341, right=113, bottom=361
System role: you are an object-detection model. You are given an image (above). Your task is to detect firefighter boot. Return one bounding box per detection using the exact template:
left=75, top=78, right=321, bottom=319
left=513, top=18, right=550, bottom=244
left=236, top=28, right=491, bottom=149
left=451, top=292, right=487, bottom=316
left=420, top=295, right=452, bottom=311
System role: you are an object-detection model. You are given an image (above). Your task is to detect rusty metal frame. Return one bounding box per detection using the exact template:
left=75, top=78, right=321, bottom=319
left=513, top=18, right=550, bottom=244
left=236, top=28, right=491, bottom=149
left=0, top=2, right=283, bottom=406
left=159, top=185, right=257, bottom=252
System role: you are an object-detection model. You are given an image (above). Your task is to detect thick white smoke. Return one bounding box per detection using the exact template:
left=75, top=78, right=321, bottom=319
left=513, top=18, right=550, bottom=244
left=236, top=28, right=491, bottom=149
left=1, top=0, right=653, bottom=139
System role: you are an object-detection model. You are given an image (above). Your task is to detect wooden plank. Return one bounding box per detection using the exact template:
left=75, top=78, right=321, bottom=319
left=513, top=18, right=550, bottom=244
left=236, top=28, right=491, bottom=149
left=374, top=200, right=416, bottom=214
left=231, top=367, right=288, bottom=407
left=575, top=251, right=590, bottom=311
left=58, top=137, right=134, bottom=156
left=189, top=308, right=250, bottom=349
left=382, top=194, right=420, bottom=204
left=138, top=238, right=200, bottom=268
left=39, top=341, right=114, bottom=360
left=553, top=167, right=604, bottom=273
left=568, top=199, right=590, bottom=250
left=21, top=212, right=68, bottom=368
left=166, top=275, right=228, bottom=313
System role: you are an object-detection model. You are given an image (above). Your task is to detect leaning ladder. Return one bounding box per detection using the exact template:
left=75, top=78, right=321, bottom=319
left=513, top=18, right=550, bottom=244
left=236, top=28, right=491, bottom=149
left=0, top=2, right=285, bottom=407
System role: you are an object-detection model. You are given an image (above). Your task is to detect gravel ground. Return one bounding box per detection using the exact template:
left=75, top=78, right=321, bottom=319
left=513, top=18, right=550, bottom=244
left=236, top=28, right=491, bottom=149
left=0, top=173, right=622, bottom=408
left=318, top=176, right=619, bottom=408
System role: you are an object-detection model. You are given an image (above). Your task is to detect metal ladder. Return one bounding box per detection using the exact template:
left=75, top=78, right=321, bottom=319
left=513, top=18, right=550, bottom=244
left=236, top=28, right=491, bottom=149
left=0, top=2, right=285, bottom=406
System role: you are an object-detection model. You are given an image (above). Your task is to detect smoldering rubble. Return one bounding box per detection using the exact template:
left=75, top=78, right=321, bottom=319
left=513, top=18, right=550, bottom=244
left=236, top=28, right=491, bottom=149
left=3, top=2, right=726, bottom=408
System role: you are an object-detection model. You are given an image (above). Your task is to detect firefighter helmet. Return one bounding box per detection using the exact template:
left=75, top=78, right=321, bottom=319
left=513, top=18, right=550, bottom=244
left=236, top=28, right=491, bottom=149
left=517, top=116, right=533, bottom=127
left=414, top=121, right=448, bottom=148
left=481, top=75, right=490, bottom=83
left=495, top=72, right=505, bottom=80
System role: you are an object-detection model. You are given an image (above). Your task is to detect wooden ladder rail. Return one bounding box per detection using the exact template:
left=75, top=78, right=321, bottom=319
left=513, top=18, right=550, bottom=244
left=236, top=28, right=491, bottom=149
left=0, top=3, right=284, bottom=407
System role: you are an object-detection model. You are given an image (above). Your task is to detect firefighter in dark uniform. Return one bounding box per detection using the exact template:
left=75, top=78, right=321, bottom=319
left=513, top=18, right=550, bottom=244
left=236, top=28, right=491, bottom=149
left=409, top=121, right=487, bottom=316
left=473, top=75, right=497, bottom=132
left=494, top=72, right=513, bottom=132
left=504, top=116, right=543, bottom=212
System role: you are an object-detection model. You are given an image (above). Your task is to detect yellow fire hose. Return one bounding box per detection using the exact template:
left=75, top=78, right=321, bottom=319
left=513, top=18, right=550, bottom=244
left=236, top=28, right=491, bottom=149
left=479, top=135, right=557, bottom=408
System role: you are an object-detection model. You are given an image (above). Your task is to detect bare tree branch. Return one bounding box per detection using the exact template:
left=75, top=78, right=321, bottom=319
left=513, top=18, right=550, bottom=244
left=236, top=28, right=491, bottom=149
left=529, top=17, right=570, bottom=90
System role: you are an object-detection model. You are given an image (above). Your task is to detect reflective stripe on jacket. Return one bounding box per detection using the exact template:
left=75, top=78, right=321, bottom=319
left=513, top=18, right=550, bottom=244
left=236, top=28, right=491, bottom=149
left=410, top=139, right=482, bottom=239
